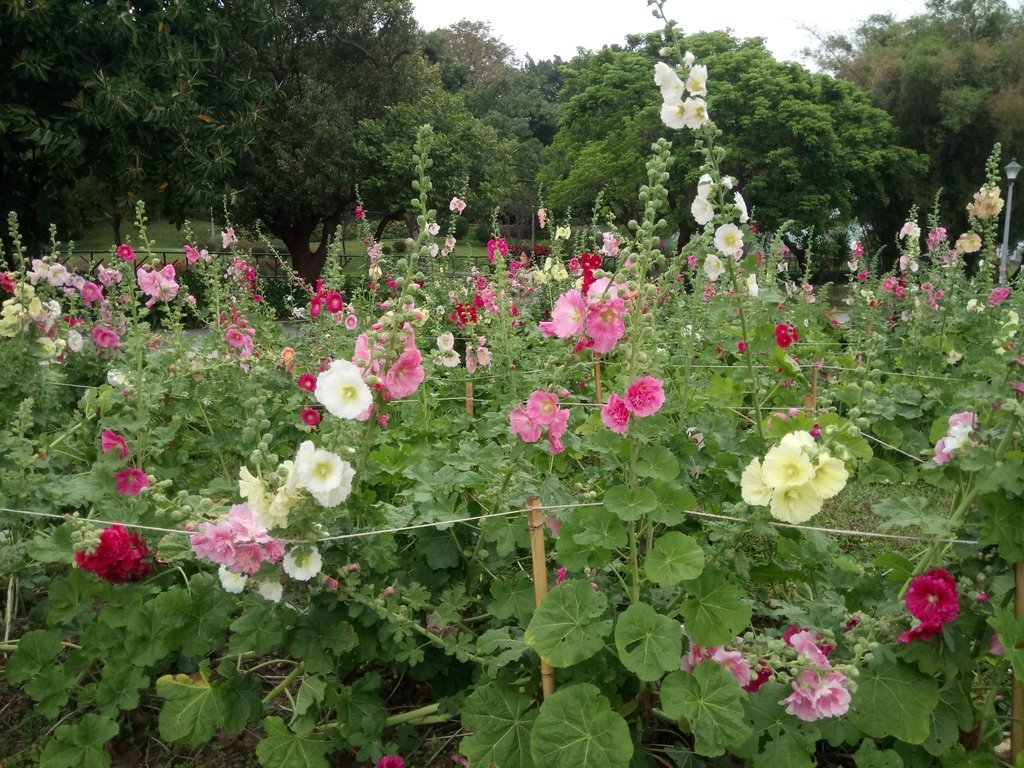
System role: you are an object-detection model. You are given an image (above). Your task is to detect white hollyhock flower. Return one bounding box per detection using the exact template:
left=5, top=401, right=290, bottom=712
left=714, top=223, right=744, bottom=256
left=437, top=332, right=455, bottom=351
left=704, top=254, right=725, bottom=282
left=66, top=329, right=83, bottom=352
left=218, top=566, right=247, bottom=594
left=426, top=222, right=440, bottom=236
left=683, top=51, right=696, bottom=67
left=315, top=359, right=372, bottom=419
left=685, top=64, right=708, bottom=96
left=295, top=442, right=348, bottom=495
left=654, top=61, right=685, bottom=102
left=734, top=192, right=749, bottom=223
left=438, top=351, right=460, bottom=368
left=691, top=195, right=715, bottom=226
left=107, top=369, right=127, bottom=387
left=662, top=97, right=710, bottom=130
left=283, top=546, right=323, bottom=581
left=746, top=273, right=759, bottom=298
left=258, top=580, right=284, bottom=602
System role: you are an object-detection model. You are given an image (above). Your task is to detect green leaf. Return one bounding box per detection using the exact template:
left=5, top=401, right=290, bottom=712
left=39, top=714, right=119, bottom=768
left=636, top=445, right=680, bottom=482
left=288, top=609, right=359, bottom=675
left=849, top=659, right=939, bottom=744
left=256, top=716, right=331, bottom=768
left=489, top=573, right=536, bottom=625
left=740, top=681, right=819, bottom=765
left=477, top=627, right=530, bottom=668
left=172, top=572, right=234, bottom=656
left=680, top=568, right=751, bottom=646
left=613, top=602, right=682, bottom=681
left=94, top=663, right=149, bottom=716
left=335, top=673, right=385, bottom=748
left=294, top=676, right=327, bottom=719
left=155, top=665, right=219, bottom=746
left=229, top=600, right=285, bottom=656
left=213, top=662, right=262, bottom=734
left=645, top=532, right=705, bottom=587
left=979, top=493, right=1024, bottom=561
left=923, top=679, right=973, bottom=756
left=989, top=609, right=1024, bottom=682
left=524, top=580, right=612, bottom=667
left=529, top=683, right=633, bottom=768
left=871, top=497, right=953, bottom=536
left=603, top=484, right=658, bottom=522
left=6, top=628, right=63, bottom=684
left=26, top=664, right=71, bottom=717
left=462, top=683, right=538, bottom=768
left=874, top=552, right=915, bottom=582
left=571, top=506, right=628, bottom=549
left=47, top=569, right=103, bottom=627
left=854, top=739, right=904, bottom=768
left=661, top=664, right=753, bottom=757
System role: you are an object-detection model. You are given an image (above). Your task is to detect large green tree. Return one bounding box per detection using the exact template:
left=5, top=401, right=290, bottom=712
left=538, top=32, right=922, bottom=262
left=809, top=0, right=1024, bottom=244
left=0, top=0, right=273, bottom=249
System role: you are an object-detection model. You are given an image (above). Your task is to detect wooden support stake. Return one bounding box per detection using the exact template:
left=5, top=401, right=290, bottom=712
left=803, top=360, right=820, bottom=414
left=1013, top=561, right=1024, bottom=760
left=465, top=381, right=474, bottom=416
left=526, top=496, right=556, bottom=700
left=594, top=352, right=603, bottom=405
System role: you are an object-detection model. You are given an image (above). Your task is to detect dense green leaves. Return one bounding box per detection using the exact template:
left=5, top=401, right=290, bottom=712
left=524, top=580, right=612, bottom=667
left=849, top=660, right=940, bottom=744
left=661, top=664, right=753, bottom=757
left=529, top=684, right=633, bottom=768
left=256, top=717, right=332, bottom=768
left=462, top=684, right=538, bottom=768
left=39, top=714, right=119, bottom=768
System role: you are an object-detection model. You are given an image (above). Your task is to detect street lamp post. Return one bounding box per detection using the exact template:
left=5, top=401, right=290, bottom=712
left=1001, top=158, right=1021, bottom=286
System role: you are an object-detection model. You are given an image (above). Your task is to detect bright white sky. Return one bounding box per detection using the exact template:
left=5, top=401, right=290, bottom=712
left=412, top=0, right=927, bottom=64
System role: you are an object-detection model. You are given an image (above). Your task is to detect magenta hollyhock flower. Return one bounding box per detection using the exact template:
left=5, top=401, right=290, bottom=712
left=375, top=757, right=404, bottom=768
left=774, top=323, right=799, bottom=348
left=116, top=244, right=136, bottom=262
left=325, top=291, right=344, bottom=313
left=737, top=340, right=747, bottom=354
left=92, top=325, right=121, bottom=349
left=526, top=390, right=561, bottom=426
left=601, top=393, right=631, bottom=433
left=113, top=468, right=149, bottom=495
left=384, top=347, right=425, bottom=398
left=556, top=566, right=568, bottom=585
left=898, top=622, right=943, bottom=644
left=80, top=281, right=103, bottom=304
left=586, top=299, right=626, bottom=353
left=301, top=407, right=321, bottom=427
left=989, top=287, right=1012, bottom=306
left=624, top=376, right=666, bottom=417
left=297, top=373, right=318, bottom=392
left=509, top=405, right=542, bottom=443
left=550, top=289, right=586, bottom=338
left=905, top=568, right=959, bottom=625
left=101, top=429, right=129, bottom=459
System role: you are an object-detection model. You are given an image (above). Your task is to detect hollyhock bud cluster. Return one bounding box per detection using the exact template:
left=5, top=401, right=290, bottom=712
left=741, top=431, right=848, bottom=524
left=898, top=568, right=959, bottom=643
left=509, top=390, right=570, bottom=454
left=600, top=376, right=666, bottom=433
left=933, top=411, right=977, bottom=465
left=74, top=524, right=152, bottom=583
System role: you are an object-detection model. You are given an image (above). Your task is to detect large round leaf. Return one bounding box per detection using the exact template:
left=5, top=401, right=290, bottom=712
left=660, top=664, right=752, bottom=757
left=461, top=684, right=537, bottom=768
left=529, top=684, right=633, bottom=768
left=645, top=532, right=705, bottom=587
left=613, top=602, right=682, bottom=681
left=524, top=580, right=612, bottom=667
left=680, top=568, right=751, bottom=646
left=603, top=484, right=658, bottom=522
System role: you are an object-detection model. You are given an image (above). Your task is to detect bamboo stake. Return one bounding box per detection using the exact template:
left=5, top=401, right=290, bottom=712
left=465, top=381, right=474, bottom=416
left=594, top=352, right=603, bottom=405
left=526, top=496, right=556, bottom=700
left=803, top=360, right=820, bottom=414
left=1013, top=561, right=1024, bottom=759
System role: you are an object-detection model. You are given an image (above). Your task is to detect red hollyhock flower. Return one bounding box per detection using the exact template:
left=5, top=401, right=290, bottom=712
left=300, top=407, right=321, bottom=427
left=774, top=323, right=799, bottom=348
left=898, top=622, right=943, bottom=644
left=75, top=524, right=151, bottom=583
left=297, top=373, right=318, bottom=392
left=905, top=568, right=959, bottom=625
left=742, top=663, right=773, bottom=693
left=114, top=468, right=149, bottom=495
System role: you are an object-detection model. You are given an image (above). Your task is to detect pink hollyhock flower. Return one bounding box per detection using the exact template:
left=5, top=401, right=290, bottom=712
left=737, top=340, right=747, bottom=354
left=781, top=671, right=819, bottom=722
left=711, top=648, right=752, bottom=687
left=811, top=670, right=851, bottom=718
left=74, top=524, right=151, bottom=583
left=547, top=407, right=570, bottom=454
left=137, top=265, right=179, bottom=307
left=990, top=633, right=1006, bottom=656
left=190, top=521, right=236, bottom=565
left=222, top=227, right=237, bottom=249
left=113, top=468, right=149, bottom=495
left=375, top=757, right=404, bottom=768
left=898, top=622, right=943, bottom=644
left=537, top=208, right=547, bottom=229
left=385, top=347, right=425, bottom=398
left=625, top=376, right=666, bottom=417
left=297, top=373, right=318, bottom=392
left=301, top=407, right=321, bottom=427
left=96, top=264, right=122, bottom=286
left=788, top=630, right=831, bottom=669
left=601, top=393, right=631, bottom=433
left=989, top=287, right=1011, bottom=306
left=509, top=405, right=542, bottom=443
left=526, top=390, right=561, bottom=426
left=550, top=289, right=586, bottom=338
left=344, top=314, right=358, bottom=330
left=905, top=568, right=959, bottom=625
left=116, top=244, right=136, bottom=262
left=556, top=566, right=567, bottom=585
left=545, top=516, right=563, bottom=538
left=449, top=197, right=466, bottom=214
left=101, top=430, right=129, bottom=459
left=682, top=644, right=719, bottom=672
left=80, top=282, right=103, bottom=304
left=587, top=299, right=626, bottom=353
left=92, top=325, right=121, bottom=349
left=325, top=291, right=344, bottom=313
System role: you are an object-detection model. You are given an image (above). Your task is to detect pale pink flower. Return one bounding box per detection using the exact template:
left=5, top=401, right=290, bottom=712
left=526, top=390, right=561, bottom=426
left=788, top=630, right=831, bottom=668
left=601, top=393, right=631, bottom=433
left=96, top=264, right=122, bottom=286
left=449, top=197, right=467, bottom=214
left=137, top=265, right=179, bottom=307
left=812, top=671, right=851, bottom=718
left=550, top=290, right=586, bottom=338
left=476, top=346, right=492, bottom=367
left=682, top=644, right=718, bottom=672
left=624, top=376, right=666, bottom=417
left=509, top=405, right=542, bottom=443
left=344, top=314, right=358, bottom=330
left=385, top=348, right=425, bottom=398
left=537, top=208, right=547, bottom=229
left=587, top=299, right=626, bottom=353
left=222, top=227, right=238, bottom=249
left=711, top=648, right=752, bottom=687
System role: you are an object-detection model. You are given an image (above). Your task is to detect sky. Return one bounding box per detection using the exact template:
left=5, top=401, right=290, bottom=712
left=412, top=0, right=927, bottom=65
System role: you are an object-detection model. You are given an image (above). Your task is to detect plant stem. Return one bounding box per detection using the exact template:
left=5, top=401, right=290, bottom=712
left=262, top=662, right=304, bottom=704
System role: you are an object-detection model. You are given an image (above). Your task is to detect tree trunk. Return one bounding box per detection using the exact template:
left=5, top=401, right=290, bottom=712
left=111, top=211, right=123, bottom=246
left=276, top=207, right=345, bottom=284
left=373, top=210, right=406, bottom=243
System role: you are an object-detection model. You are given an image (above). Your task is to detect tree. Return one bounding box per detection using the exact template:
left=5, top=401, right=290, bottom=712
left=0, top=1, right=274, bottom=250
left=538, top=32, right=922, bottom=262
left=232, top=0, right=429, bottom=281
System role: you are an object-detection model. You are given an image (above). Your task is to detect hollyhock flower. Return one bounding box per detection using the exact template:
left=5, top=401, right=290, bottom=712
left=661, top=97, right=709, bottom=130
left=537, top=208, right=547, bottom=229
left=344, top=314, right=358, bottom=330
left=258, top=579, right=284, bottom=603
left=788, top=630, right=831, bottom=668
left=294, top=440, right=355, bottom=507
left=703, top=253, right=725, bottom=281
left=315, top=360, right=373, bottom=419
left=476, top=345, right=492, bottom=367
left=449, top=197, right=466, bottom=214
left=734, top=192, right=749, bottom=223
left=740, top=458, right=774, bottom=505
left=67, top=329, right=83, bottom=352
left=101, top=430, right=129, bottom=459
left=769, top=482, right=823, bottom=524
left=654, top=61, right=685, bottom=101
left=625, top=376, right=665, bottom=417
left=79, top=282, right=103, bottom=304
left=385, top=347, right=425, bottom=398
left=691, top=195, right=715, bottom=225
left=136, top=265, right=179, bottom=307
left=989, top=287, right=1012, bottom=306
left=114, top=468, right=149, bottom=495
left=714, top=223, right=743, bottom=256
left=682, top=644, right=718, bottom=672
left=92, top=325, right=121, bottom=349
left=438, top=351, right=460, bottom=368
left=601, top=232, right=620, bottom=258
left=601, top=393, right=631, bottom=433
left=934, top=411, right=977, bottom=464
left=300, top=407, right=321, bottom=427
left=711, top=648, right=751, bottom=687
left=899, top=221, right=920, bottom=239
left=375, top=757, right=404, bottom=768
left=509, top=405, right=542, bottom=443
left=526, top=391, right=561, bottom=426
left=74, top=524, right=151, bottom=583
left=743, top=665, right=773, bottom=693
left=898, top=622, right=943, bottom=644
left=297, top=373, right=318, bottom=392
left=587, top=299, right=626, bottom=353
left=811, top=671, right=851, bottom=718
left=218, top=566, right=247, bottom=594
left=283, top=546, right=323, bottom=581
left=956, top=232, right=982, bottom=254
left=222, top=227, right=238, bottom=249
left=116, top=244, right=136, bottom=262
left=775, top=323, right=798, bottom=348
left=737, top=340, right=747, bottom=354
left=905, top=569, right=959, bottom=625
left=556, top=566, right=568, bottom=585
left=967, top=186, right=1004, bottom=220
left=437, top=332, right=455, bottom=351
left=809, top=453, right=848, bottom=499
left=325, top=291, right=344, bottom=313
left=746, top=273, right=758, bottom=297
left=761, top=442, right=815, bottom=489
